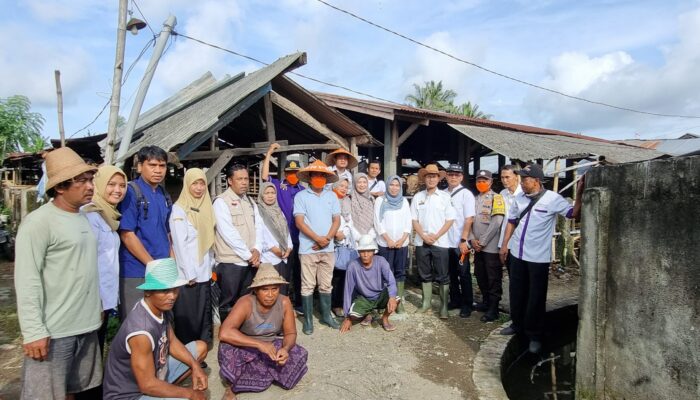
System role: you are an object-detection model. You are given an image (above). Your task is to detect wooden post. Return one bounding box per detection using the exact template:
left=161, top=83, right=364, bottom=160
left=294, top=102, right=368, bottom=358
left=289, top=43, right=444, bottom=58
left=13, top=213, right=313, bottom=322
left=383, top=120, right=396, bottom=177
left=264, top=93, right=276, bottom=142
left=54, top=70, right=65, bottom=147
left=209, top=133, right=218, bottom=197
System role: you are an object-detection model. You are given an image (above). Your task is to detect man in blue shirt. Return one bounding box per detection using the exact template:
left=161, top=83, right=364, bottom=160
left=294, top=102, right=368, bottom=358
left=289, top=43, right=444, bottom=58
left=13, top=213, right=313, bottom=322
left=118, top=146, right=173, bottom=320
left=293, top=159, right=341, bottom=335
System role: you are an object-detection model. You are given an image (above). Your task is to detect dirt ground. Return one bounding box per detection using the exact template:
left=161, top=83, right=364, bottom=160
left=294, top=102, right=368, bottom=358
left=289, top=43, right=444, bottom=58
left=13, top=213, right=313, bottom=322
left=0, top=259, right=579, bottom=400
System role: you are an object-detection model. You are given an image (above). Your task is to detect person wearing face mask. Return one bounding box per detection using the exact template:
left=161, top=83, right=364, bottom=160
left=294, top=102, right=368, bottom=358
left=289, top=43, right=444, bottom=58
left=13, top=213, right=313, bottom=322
left=293, top=160, right=342, bottom=334
left=469, top=170, right=505, bottom=323
left=330, top=178, right=356, bottom=317
left=170, top=168, right=216, bottom=346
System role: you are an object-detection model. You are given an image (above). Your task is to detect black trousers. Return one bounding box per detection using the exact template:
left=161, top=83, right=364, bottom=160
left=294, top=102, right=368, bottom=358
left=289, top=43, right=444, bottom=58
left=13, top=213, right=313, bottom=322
left=273, top=261, right=290, bottom=296
left=173, top=281, right=212, bottom=345
left=448, top=248, right=473, bottom=308
left=377, top=246, right=408, bottom=282
left=218, top=263, right=255, bottom=322
left=331, top=268, right=346, bottom=309
left=416, top=245, right=449, bottom=284
left=288, top=245, right=302, bottom=307
left=508, top=254, right=550, bottom=340
left=474, top=251, right=503, bottom=302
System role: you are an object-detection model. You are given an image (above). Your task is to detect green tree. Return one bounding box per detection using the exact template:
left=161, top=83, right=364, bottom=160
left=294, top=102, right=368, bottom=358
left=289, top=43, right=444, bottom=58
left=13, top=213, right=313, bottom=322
left=452, top=101, right=493, bottom=120
left=405, top=80, right=457, bottom=112
left=0, top=95, right=47, bottom=161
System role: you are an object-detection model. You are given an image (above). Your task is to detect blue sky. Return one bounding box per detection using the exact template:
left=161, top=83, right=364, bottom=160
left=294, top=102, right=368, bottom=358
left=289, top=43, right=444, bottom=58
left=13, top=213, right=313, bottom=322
left=2, top=0, right=700, bottom=143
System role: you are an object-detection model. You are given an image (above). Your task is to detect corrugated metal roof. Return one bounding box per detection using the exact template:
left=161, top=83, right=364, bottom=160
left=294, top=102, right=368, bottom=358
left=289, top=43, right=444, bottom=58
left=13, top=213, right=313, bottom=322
left=450, top=124, right=664, bottom=163
left=620, top=138, right=700, bottom=156
left=119, top=53, right=307, bottom=161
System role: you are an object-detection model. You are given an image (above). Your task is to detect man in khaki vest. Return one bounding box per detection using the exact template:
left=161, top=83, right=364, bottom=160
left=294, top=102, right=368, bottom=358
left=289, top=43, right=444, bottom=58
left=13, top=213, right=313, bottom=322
left=213, top=164, right=263, bottom=322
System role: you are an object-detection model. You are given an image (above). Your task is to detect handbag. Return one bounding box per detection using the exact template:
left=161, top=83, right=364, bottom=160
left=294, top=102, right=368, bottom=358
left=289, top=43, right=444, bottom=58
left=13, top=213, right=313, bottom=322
left=334, top=245, right=358, bottom=271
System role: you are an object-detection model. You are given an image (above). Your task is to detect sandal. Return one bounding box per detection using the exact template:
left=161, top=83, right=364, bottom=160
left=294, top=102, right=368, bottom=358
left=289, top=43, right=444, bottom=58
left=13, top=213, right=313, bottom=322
left=381, top=321, right=397, bottom=332
left=360, top=314, right=373, bottom=326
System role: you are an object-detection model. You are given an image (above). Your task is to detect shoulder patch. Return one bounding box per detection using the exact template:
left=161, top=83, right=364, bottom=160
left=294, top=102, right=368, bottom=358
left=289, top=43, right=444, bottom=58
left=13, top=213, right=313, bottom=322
left=492, top=194, right=506, bottom=215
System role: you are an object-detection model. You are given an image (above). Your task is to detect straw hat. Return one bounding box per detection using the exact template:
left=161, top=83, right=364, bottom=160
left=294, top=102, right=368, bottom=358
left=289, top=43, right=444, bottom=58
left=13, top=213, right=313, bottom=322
left=324, top=148, right=358, bottom=170
left=417, top=164, right=446, bottom=181
left=249, top=263, right=289, bottom=289
left=136, top=258, right=189, bottom=290
left=45, top=147, right=98, bottom=190
left=355, top=234, right=378, bottom=252
left=297, top=159, right=339, bottom=183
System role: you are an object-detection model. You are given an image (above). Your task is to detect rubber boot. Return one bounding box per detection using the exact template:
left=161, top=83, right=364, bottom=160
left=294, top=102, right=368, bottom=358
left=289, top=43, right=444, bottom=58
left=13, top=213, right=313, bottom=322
left=480, top=295, right=500, bottom=322
left=439, top=284, right=450, bottom=319
left=396, top=281, right=406, bottom=314
left=416, top=282, right=433, bottom=313
left=318, top=293, right=340, bottom=329
left=301, top=295, right=314, bottom=335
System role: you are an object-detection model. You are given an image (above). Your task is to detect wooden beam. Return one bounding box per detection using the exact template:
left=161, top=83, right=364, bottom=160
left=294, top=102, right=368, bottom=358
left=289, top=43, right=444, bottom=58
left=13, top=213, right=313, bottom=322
left=205, top=149, right=235, bottom=183
left=253, top=140, right=288, bottom=148
left=263, top=93, right=276, bottom=142
left=183, top=143, right=341, bottom=161
left=176, top=82, right=271, bottom=160
left=269, top=91, right=349, bottom=149
left=397, top=123, right=420, bottom=146
left=349, top=137, right=358, bottom=174
left=383, top=120, right=393, bottom=177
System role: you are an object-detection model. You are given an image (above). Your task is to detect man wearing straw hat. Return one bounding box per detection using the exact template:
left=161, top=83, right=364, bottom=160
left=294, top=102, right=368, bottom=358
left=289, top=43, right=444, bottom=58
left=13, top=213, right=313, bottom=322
left=411, top=163, right=456, bottom=319
left=14, top=147, right=102, bottom=399
left=293, top=159, right=342, bottom=334
left=103, top=258, right=208, bottom=399
left=325, top=148, right=358, bottom=186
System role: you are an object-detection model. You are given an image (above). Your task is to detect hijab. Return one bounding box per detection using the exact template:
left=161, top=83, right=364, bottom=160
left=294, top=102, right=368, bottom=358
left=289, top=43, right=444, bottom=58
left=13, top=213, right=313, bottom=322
left=257, top=182, right=290, bottom=252
left=380, top=175, right=404, bottom=219
left=350, top=173, right=374, bottom=235
left=175, top=168, right=215, bottom=264
left=333, top=178, right=352, bottom=221
left=83, top=165, right=127, bottom=231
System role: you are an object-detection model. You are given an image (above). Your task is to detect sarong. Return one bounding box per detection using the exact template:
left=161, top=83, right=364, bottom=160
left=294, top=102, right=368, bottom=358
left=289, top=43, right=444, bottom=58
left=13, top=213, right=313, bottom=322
left=218, top=339, right=308, bottom=392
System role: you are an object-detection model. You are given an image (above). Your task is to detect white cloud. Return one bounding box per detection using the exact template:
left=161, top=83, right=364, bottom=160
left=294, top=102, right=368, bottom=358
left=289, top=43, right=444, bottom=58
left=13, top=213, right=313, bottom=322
left=24, top=0, right=106, bottom=22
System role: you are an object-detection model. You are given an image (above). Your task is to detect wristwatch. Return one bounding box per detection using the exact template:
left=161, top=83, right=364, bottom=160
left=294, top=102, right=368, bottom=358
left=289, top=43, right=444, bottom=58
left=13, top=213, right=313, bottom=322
left=460, top=238, right=468, bottom=243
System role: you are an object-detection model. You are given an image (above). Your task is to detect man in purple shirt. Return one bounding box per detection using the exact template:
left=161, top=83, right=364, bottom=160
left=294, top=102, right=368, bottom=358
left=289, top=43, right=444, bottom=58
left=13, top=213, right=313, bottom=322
left=340, top=235, right=399, bottom=333
left=262, top=143, right=305, bottom=314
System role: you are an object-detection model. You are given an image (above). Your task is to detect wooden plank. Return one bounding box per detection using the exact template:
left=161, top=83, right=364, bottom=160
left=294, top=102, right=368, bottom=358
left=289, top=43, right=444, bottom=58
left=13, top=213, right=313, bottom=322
left=183, top=143, right=340, bottom=161
left=349, top=137, right=358, bottom=174
left=383, top=120, right=393, bottom=177
left=205, top=149, right=235, bottom=183
left=269, top=92, right=349, bottom=149
left=263, top=93, right=276, bottom=142
left=176, top=83, right=271, bottom=160
left=253, top=140, right=288, bottom=148
left=397, top=123, right=420, bottom=146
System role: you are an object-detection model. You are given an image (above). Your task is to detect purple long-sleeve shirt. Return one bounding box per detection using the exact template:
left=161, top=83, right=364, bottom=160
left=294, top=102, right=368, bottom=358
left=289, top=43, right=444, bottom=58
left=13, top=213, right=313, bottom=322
left=343, top=255, right=397, bottom=316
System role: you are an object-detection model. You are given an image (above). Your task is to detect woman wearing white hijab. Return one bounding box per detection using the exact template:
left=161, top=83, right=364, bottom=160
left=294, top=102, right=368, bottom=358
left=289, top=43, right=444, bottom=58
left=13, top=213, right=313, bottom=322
left=170, top=168, right=216, bottom=345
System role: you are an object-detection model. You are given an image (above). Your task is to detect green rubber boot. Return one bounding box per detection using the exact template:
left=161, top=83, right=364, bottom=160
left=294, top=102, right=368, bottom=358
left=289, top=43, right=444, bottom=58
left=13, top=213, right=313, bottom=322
left=416, top=282, right=433, bottom=313
left=396, top=281, right=406, bottom=314
left=319, top=293, right=340, bottom=329
left=439, top=284, right=450, bottom=319
left=301, top=295, right=314, bottom=335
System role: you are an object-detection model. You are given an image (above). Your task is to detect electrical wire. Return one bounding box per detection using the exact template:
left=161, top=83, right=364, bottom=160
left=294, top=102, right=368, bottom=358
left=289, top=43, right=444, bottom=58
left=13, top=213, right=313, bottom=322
left=131, top=0, right=157, bottom=37
left=314, top=0, right=700, bottom=119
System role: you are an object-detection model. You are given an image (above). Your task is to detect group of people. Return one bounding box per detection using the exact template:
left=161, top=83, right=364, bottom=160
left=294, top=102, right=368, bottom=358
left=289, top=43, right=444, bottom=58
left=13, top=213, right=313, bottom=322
left=13, top=140, right=582, bottom=399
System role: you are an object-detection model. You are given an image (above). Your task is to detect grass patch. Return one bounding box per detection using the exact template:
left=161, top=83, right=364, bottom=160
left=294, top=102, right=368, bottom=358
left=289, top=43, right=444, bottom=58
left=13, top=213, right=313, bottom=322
left=497, top=313, right=511, bottom=324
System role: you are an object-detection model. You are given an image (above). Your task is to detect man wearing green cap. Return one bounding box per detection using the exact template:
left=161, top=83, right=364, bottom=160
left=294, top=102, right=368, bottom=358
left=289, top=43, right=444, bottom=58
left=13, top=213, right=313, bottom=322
left=103, top=258, right=208, bottom=399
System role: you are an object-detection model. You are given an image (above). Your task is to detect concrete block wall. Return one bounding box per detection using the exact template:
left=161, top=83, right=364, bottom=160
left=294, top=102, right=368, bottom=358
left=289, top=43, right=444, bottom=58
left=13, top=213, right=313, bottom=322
left=576, top=156, right=700, bottom=400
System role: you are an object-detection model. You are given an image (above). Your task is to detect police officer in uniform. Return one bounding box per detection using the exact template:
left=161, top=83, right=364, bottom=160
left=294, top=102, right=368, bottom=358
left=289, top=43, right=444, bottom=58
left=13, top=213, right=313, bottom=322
left=469, top=170, right=505, bottom=322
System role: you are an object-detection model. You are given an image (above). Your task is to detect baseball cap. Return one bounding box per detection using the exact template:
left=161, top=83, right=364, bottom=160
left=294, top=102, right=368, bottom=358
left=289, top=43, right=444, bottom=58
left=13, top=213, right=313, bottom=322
left=517, top=163, right=545, bottom=179
left=475, top=169, right=493, bottom=179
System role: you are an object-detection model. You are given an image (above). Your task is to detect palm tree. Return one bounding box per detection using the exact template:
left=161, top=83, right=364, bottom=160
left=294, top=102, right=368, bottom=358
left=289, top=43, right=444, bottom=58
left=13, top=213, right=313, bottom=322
left=405, top=80, right=457, bottom=112
left=0, top=95, right=46, bottom=162
left=452, top=101, right=493, bottom=120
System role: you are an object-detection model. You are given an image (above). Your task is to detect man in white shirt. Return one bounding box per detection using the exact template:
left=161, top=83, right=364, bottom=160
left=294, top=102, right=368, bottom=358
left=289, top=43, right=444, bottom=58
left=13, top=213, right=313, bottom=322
left=213, top=164, right=263, bottom=322
left=499, top=163, right=581, bottom=353
left=411, top=164, right=456, bottom=319
left=367, top=159, right=386, bottom=198
left=498, top=164, right=523, bottom=336
left=443, top=164, right=476, bottom=318
left=325, top=148, right=358, bottom=186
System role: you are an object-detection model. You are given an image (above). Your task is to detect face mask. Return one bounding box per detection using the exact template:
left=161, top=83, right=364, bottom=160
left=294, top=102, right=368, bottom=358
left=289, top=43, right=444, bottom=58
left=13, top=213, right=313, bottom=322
left=310, top=176, right=327, bottom=189
left=333, top=189, right=345, bottom=199
left=476, top=181, right=491, bottom=193
left=286, top=173, right=299, bottom=185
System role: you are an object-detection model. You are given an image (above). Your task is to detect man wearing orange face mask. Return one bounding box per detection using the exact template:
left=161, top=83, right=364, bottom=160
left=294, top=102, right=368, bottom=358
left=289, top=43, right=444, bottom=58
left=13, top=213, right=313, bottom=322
left=293, top=160, right=341, bottom=335
left=262, top=143, right=306, bottom=314
left=469, top=170, right=505, bottom=323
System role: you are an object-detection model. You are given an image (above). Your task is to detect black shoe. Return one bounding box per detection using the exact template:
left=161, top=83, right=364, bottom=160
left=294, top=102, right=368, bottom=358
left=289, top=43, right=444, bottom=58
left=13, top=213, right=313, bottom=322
left=528, top=340, right=542, bottom=354
left=459, top=306, right=472, bottom=318
left=474, top=302, right=488, bottom=312
left=499, top=326, right=516, bottom=335
left=480, top=313, right=499, bottom=322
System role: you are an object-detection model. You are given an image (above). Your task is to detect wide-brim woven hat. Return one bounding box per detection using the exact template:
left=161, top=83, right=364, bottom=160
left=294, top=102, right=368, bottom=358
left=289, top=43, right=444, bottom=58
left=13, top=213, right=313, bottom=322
left=355, top=234, right=378, bottom=252
left=417, top=164, right=446, bottom=181
left=45, top=147, right=98, bottom=190
left=249, top=263, right=289, bottom=289
left=324, top=148, right=359, bottom=170
left=136, top=258, right=189, bottom=290
left=297, top=159, right=339, bottom=183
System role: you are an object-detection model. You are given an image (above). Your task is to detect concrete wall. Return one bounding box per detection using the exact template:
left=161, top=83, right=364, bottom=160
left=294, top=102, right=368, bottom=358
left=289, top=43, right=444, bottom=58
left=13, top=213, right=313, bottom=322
left=576, top=156, right=700, bottom=400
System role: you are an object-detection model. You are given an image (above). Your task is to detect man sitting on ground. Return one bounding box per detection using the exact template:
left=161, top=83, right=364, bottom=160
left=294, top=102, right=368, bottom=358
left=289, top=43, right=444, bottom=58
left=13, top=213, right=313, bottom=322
left=340, top=235, right=399, bottom=333
left=103, top=258, right=208, bottom=400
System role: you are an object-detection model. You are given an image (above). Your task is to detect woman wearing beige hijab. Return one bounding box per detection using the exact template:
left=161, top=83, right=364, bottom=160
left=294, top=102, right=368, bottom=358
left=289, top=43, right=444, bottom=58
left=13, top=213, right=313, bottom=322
left=170, top=168, right=216, bottom=345
left=82, top=165, right=127, bottom=353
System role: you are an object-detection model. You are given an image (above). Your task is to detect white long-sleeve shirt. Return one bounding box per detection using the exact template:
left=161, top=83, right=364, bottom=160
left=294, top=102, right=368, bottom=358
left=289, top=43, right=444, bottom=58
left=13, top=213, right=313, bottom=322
left=169, top=205, right=215, bottom=282
left=373, top=197, right=412, bottom=248
left=84, top=211, right=120, bottom=311
left=499, top=185, right=523, bottom=248
left=260, top=219, right=294, bottom=265
left=213, top=197, right=264, bottom=267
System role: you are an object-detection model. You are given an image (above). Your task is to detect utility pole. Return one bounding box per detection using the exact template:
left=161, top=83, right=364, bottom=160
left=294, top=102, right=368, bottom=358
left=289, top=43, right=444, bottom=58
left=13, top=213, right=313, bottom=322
left=104, top=0, right=128, bottom=165
left=54, top=70, right=65, bottom=147
left=115, top=14, right=177, bottom=167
